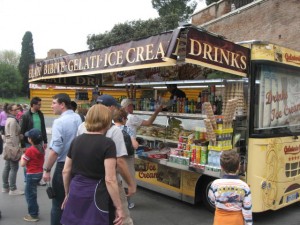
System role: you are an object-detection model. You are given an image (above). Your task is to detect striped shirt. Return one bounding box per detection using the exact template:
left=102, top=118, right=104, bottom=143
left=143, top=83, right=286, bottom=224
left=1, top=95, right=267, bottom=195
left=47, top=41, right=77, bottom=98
left=208, top=175, right=253, bottom=225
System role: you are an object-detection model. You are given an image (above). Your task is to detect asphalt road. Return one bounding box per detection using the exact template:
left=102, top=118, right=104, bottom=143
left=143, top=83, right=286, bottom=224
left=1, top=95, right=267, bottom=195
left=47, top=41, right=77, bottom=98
left=0, top=115, right=299, bottom=224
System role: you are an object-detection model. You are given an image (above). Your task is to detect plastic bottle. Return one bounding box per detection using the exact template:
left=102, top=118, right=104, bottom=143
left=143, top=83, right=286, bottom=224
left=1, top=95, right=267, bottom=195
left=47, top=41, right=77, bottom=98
left=185, top=98, right=189, bottom=113
left=216, top=116, right=223, bottom=130
left=190, top=99, right=195, bottom=113
left=200, top=144, right=207, bottom=165
left=207, top=150, right=211, bottom=166
left=210, top=151, right=215, bottom=167
left=196, top=93, right=201, bottom=113
left=150, top=98, right=154, bottom=111
left=214, top=151, right=221, bottom=168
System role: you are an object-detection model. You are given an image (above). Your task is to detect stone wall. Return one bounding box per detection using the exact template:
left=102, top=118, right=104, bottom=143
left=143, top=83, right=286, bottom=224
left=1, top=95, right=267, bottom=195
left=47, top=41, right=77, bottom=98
left=192, top=0, right=300, bottom=51
left=47, top=49, right=68, bottom=59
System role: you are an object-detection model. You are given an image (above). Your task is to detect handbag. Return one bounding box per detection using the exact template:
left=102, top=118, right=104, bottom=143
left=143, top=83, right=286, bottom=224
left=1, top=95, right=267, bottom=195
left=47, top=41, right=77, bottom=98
left=2, top=144, right=22, bottom=161
left=46, top=183, right=56, bottom=199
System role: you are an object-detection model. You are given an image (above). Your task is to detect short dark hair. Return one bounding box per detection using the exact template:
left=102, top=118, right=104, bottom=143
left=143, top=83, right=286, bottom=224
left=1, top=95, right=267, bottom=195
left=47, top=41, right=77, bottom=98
left=53, top=93, right=71, bottom=109
left=30, top=97, right=42, bottom=107
left=166, top=84, right=177, bottom=89
left=220, top=150, right=240, bottom=174
left=70, top=101, right=77, bottom=111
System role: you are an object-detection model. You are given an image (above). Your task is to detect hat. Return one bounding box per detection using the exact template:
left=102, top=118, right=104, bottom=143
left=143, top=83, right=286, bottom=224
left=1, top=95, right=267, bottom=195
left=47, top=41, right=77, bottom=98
left=25, top=128, right=43, bottom=144
left=96, top=94, right=120, bottom=107
left=121, top=98, right=134, bottom=108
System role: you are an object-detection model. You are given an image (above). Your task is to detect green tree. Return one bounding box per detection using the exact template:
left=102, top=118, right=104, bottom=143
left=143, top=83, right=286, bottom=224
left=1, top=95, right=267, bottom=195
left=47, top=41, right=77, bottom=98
left=151, top=0, right=197, bottom=22
left=0, top=50, right=20, bottom=67
left=206, top=0, right=218, bottom=6
left=87, top=0, right=198, bottom=50
left=18, top=31, right=35, bottom=96
left=87, top=18, right=164, bottom=50
left=0, top=62, right=22, bottom=98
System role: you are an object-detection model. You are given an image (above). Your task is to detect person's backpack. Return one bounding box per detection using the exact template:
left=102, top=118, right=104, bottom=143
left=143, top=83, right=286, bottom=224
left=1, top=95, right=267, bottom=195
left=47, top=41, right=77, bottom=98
left=121, top=126, right=135, bottom=156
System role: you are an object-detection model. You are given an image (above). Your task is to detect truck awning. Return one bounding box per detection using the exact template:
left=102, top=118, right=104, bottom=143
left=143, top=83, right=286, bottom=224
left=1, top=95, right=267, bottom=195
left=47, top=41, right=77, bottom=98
left=28, top=26, right=250, bottom=87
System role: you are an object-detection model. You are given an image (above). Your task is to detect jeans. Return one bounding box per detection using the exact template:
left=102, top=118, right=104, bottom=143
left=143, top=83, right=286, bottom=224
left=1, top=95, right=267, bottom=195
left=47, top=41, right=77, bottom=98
left=2, top=159, right=19, bottom=191
left=51, top=162, right=65, bottom=225
left=25, top=173, right=42, bottom=217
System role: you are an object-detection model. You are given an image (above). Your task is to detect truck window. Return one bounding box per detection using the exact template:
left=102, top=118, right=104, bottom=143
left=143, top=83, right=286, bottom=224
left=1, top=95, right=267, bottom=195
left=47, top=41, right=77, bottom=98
left=252, top=63, right=300, bottom=137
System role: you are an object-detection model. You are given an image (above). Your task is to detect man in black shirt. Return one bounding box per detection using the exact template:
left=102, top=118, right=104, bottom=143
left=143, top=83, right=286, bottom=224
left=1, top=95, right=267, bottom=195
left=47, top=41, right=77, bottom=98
left=166, top=84, right=186, bottom=100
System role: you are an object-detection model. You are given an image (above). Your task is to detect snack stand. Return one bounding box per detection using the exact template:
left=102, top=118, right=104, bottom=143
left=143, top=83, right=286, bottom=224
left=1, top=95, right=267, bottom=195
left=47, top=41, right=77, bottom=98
left=28, top=26, right=300, bottom=212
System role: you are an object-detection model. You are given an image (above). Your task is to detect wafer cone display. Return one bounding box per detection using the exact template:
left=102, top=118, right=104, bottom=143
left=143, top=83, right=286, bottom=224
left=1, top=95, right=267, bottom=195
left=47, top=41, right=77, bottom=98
left=223, top=82, right=246, bottom=116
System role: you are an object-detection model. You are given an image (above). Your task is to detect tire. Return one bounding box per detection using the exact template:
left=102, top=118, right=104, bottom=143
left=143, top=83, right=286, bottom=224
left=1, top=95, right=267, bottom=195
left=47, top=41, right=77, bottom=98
left=199, top=176, right=215, bottom=213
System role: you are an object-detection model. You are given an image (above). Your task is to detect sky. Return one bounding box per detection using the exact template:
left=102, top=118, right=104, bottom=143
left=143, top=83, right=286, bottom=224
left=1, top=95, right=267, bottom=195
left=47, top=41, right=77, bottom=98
left=0, top=0, right=206, bottom=59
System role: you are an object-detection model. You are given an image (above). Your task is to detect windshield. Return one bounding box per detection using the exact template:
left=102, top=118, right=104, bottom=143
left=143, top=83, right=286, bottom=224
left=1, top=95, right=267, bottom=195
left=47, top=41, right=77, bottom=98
left=252, top=63, right=300, bottom=136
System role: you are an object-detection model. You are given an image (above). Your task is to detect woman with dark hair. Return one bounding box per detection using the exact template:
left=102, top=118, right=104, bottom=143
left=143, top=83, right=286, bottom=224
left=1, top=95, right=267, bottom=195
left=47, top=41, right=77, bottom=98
left=2, top=103, right=24, bottom=195
left=61, top=104, right=124, bottom=225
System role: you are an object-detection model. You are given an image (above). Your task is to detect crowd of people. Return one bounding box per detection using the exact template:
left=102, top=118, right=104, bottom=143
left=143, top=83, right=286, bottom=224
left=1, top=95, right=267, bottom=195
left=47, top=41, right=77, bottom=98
left=0, top=91, right=252, bottom=225
left=0, top=94, right=148, bottom=225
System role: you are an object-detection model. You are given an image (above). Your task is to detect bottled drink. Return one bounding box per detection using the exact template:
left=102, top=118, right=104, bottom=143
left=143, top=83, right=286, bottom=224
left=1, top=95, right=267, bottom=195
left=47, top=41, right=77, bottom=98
left=140, top=98, right=144, bottom=111
left=150, top=99, right=155, bottom=111
left=200, top=144, right=208, bottom=165
left=208, top=150, right=214, bottom=166
left=214, top=151, right=221, bottom=168
left=196, top=93, right=201, bottom=113
left=185, top=98, right=189, bottom=113
left=172, top=96, right=177, bottom=112
left=190, top=99, right=195, bottom=113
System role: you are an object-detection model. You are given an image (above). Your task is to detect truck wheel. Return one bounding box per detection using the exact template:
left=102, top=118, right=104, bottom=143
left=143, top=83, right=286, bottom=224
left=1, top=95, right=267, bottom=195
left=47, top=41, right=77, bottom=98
left=199, top=177, right=215, bottom=213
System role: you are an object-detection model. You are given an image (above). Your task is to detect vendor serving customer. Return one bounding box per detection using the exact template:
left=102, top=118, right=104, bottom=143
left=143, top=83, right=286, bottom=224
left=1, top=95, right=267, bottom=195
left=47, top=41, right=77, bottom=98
left=121, top=98, right=163, bottom=137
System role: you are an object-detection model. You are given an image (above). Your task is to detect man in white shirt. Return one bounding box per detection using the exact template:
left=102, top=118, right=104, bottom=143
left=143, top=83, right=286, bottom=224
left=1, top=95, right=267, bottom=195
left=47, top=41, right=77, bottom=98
left=121, top=98, right=163, bottom=137
left=77, top=94, right=136, bottom=225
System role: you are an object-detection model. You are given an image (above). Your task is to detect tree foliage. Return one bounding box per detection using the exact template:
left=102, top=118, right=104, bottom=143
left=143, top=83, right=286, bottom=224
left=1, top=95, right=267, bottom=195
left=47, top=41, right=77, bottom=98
left=205, top=0, right=218, bottom=6
left=151, top=0, right=197, bottom=22
left=0, top=50, right=20, bottom=68
left=87, top=18, right=165, bottom=50
left=18, top=31, right=35, bottom=96
left=87, top=0, right=197, bottom=50
left=0, top=62, right=22, bottom=98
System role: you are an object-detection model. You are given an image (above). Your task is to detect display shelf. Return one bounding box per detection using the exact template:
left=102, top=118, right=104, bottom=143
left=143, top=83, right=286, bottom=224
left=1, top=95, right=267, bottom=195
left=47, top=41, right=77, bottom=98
left=137, top=155, right=161, bottom=164
left=137, top=135, right=179, bottom=144
left=137, top=154, right=223, bottom=178
left=189, top=165, right=205, bottom=174
left=134, top=110, right=207, bottom=119
left=137, top=155, right=190, bottom=171
left=204, top=166, right=222, bottom=178
left=208, top=145, right=233, bottom=151
left=166, top=161, right=189, bottom=170
left=137, top=135, right=165, bottom=142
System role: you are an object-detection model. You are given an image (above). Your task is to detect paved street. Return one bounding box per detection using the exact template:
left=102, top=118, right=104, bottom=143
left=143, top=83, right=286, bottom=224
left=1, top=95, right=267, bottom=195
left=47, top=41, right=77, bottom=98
left=0, top=116, right=299, bottom=224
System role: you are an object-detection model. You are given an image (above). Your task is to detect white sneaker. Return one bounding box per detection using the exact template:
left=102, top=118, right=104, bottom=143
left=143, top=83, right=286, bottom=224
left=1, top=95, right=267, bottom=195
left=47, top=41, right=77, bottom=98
left=38, top=180, right=47, bottom=186
left=9, top=189, right=24, bottom=196
left=128, top=202, right=135, bottom=209
left=2, top=188, right=9, bottom=193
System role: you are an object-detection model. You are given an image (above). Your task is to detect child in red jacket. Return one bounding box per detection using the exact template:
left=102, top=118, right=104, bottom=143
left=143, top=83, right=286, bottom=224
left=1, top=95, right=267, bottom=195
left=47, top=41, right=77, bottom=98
left=20, top=128, right=45, bottom=222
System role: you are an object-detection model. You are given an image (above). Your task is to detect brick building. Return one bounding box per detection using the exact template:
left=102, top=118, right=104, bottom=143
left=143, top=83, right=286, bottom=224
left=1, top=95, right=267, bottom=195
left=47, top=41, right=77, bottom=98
left=192, top=0, right=299, bottom=51
left=47, top=48, right=68, bottom=59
